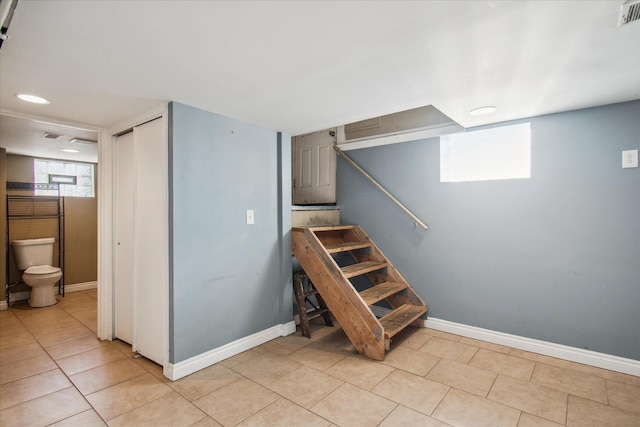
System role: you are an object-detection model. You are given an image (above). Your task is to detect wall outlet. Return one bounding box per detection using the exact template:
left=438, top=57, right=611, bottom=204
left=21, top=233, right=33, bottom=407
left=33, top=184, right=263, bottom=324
left=246, top=210, right=254, bottom=225
left=622, top=149, right=638, bottom=169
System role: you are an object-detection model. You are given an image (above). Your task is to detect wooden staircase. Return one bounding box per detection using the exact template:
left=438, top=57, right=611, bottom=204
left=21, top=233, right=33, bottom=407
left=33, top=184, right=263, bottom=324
left=292, top=224, right=427, bottom=361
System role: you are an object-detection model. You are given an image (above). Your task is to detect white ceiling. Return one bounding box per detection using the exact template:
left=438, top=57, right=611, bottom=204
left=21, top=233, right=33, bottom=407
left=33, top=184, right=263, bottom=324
left=1, top=0, right=639, bottom=161
left=0, top=114, right=98, bottom=163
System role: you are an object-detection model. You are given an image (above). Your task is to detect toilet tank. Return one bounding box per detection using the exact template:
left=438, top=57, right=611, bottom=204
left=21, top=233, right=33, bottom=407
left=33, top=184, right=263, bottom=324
left=12, top=238, right=56, bottom=270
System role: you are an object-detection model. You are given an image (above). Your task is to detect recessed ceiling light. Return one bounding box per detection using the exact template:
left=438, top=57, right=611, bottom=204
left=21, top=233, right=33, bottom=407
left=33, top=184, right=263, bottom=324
left=17, top=94, right=50, bottom=104
left=61, top=149, right=79, bottom=153
left=470, top=106, right=497, bottom=116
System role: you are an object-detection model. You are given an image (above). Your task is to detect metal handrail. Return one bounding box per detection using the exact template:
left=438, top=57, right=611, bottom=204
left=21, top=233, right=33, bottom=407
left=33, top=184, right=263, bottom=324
left=334, top=145, right=429, bottom=231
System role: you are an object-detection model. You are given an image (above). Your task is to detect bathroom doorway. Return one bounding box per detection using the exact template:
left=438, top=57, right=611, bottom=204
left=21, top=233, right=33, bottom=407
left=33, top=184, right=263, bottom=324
left=0, top=113, right=99, bottom=310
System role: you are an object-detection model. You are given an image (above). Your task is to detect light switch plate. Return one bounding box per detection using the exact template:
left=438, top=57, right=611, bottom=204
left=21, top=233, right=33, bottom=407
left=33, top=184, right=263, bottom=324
left=622, top=149, right=638, bottom=168
left=246, top=210, right=254, bottom=225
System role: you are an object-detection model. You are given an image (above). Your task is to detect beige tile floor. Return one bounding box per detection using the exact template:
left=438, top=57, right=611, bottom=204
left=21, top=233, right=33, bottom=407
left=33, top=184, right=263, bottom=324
left=1, top=290, right=639, bottom=427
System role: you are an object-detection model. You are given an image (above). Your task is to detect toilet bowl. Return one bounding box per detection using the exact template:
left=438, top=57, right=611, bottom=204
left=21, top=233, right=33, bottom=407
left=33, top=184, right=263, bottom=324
left=12, top=238, right=62, bottom=308
left=22, top=265, right=62, bottom=307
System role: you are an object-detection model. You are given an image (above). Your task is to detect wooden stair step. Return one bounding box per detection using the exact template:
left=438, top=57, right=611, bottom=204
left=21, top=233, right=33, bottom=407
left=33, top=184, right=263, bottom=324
left=341, top=261, right=388, bottom=278
left=325, top=241, right=372, bottom=254
left=293, top=224, right=355, bottom=232
left=379, top=304, right=428, bottom=339
left=306, top=307, right=330, bottom=321
left=359, top=282, right=408, bottom=306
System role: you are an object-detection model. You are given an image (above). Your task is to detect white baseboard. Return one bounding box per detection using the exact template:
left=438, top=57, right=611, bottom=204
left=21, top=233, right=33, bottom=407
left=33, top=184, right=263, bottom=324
left=425, top=317, right=640, bottom=377
left=369, top=306, right=640, bottom=377
left=165, top=321, right=297, bottom=381
left=59, top=281, right=98, bottom=293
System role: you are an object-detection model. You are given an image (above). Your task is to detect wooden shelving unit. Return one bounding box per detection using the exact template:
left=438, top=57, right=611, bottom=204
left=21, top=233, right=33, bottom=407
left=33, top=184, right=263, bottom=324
left=5, top=183, right=65, bottom=305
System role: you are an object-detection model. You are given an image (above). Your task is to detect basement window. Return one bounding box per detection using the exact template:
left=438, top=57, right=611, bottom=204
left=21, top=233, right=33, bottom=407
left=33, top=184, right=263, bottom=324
left=34, top=159, right=95, bottom=197
left=440, top=122, right=531, bottom=183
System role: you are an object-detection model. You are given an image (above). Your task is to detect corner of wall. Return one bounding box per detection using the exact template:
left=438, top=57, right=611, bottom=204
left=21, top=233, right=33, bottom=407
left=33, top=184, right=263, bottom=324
left=278, top=132, right=293, bottom=325
left=0, top=147, right=6, bottom=303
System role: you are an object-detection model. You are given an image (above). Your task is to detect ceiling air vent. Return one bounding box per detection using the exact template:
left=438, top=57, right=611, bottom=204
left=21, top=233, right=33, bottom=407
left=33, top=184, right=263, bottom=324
left=42, top=132, right=62, bottom=140
left=69, top=138, right=97, bottom=144
left=619, top=0, right=640, bottom=26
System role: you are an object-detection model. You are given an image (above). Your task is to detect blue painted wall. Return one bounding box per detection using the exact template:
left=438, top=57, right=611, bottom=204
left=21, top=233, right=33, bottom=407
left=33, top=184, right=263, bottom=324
left=169, top=102, right=292, bottom=363
left=337, top=100, right=640, bottom=360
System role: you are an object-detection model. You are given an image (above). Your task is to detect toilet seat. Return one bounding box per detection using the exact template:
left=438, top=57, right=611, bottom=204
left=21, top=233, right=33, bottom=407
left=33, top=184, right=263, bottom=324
left=25, top=265, right=61, bottom=275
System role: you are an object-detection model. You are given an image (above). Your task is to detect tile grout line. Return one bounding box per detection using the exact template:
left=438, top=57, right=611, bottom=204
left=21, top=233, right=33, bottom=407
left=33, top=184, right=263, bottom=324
left=484, top=368, right=500, bottom=400
left=57, top=292, right=184, bottom=424
left=515, top=410, right=523, bottom=427
left=529, top=361, right=538, bottom=383
left=603, top=377, right=610, bottom=406
left=3, top=302, right=109, bottom=425
left=428, top=385, right=454, bottom=421
left=374, top=402, right=400, bottom=427
left=40, top=302, right=110, bottom=425
left=369, top=363, right=396, bottom=392
left=12, top=293, right=130, bottom=425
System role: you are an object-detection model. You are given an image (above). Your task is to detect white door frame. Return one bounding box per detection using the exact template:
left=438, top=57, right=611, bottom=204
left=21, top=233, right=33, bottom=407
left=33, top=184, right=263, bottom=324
left=97, top=104, right=169, bottom=371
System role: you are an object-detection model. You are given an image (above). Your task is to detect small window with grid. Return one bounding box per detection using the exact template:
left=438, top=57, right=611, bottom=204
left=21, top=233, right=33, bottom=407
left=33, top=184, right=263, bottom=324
left=34, top=159, right=95, bottom=197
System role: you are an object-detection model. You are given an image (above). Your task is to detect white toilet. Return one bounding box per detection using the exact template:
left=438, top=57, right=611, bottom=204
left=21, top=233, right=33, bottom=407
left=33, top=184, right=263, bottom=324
left=12, top=238, right=62, bottom=307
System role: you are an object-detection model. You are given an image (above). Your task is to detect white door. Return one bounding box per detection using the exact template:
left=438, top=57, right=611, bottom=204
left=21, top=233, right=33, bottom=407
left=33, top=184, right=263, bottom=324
left=113, top=118, right=166, bottom=366
left=132, top=118, right=165, bottom=365
left=114, top=131, right=134, bottom=345
left=293, top=129, right=337, bottom=205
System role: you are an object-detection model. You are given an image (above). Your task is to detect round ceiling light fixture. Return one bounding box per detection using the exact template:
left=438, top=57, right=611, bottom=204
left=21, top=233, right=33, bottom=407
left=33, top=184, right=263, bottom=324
left=470, top=106, right=497, bottom=116
left=17, top=93, right=50, bottom=104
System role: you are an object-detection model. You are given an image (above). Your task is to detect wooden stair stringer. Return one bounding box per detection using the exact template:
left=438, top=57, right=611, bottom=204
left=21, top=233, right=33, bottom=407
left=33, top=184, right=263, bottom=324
left=292, top=227, right=385, bottom=360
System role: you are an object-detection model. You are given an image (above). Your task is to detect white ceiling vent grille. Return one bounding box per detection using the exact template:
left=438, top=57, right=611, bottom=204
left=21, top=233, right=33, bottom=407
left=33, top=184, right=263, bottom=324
left=619, top=0, right=640, bottom=26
